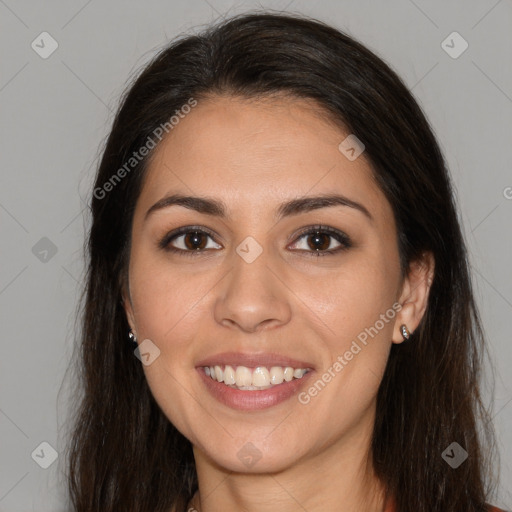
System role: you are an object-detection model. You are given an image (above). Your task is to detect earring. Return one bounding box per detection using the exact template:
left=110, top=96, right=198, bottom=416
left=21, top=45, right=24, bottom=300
left=128, top=329, right=137, bottom=343
left=400, top=324, right=411, bottom=341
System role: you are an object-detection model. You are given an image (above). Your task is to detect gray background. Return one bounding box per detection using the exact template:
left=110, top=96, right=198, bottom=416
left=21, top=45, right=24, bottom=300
left=1, top=0, right=511, bottom=510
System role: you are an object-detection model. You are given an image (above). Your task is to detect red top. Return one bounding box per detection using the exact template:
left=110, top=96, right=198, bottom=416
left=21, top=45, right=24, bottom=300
left=384, top=496, right=505, bottom=511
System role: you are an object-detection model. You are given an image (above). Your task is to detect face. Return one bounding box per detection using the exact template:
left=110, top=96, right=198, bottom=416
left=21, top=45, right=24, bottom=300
left=123, top=94, right=420, bottom=475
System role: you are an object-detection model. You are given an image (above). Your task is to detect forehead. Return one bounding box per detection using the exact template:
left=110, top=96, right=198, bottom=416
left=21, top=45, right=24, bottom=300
left=138, top=95, right=391, bottom=222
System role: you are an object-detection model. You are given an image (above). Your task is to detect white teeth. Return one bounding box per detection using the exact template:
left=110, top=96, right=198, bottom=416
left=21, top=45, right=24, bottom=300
left=223, top=365, right=236, bottom=385
left=293, top=368, right=306, bottom=378
left=270, top=366, right=284, bottom=385
left=283, top=367, right=294, bottom=382
left=204, top=364, right=310, bottom=389
left=237, top=385, right=272, bottom=390
left=235, top=366, right=253, bottom=387
left=252, top=367, right=270, bottom=387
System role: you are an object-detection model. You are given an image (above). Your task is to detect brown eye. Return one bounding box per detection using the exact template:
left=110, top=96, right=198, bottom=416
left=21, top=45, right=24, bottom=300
left=305, top=232, right=332, bottom=251
left=288, top=226, right=352, bottom=257
left=182, top=231, right=208, bottom=250
left=159, top=227, right=222, bottom=256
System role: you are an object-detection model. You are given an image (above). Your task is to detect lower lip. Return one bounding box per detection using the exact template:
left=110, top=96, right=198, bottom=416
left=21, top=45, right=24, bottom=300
left=196, top=367, right=314, bottom=411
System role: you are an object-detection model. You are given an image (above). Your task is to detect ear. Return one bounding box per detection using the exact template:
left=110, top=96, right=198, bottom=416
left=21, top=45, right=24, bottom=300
left=392, top=251, right=435, bottom=344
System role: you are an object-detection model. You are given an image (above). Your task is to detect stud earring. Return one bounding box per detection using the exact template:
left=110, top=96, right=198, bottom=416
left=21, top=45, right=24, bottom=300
left=400, top=324, right=411, bottom=341
left=128, top=329, right=137, bottom=343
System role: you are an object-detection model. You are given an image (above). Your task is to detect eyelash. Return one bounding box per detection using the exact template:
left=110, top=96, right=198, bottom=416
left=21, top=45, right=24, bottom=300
left=158, top=224, right=352, bottom=258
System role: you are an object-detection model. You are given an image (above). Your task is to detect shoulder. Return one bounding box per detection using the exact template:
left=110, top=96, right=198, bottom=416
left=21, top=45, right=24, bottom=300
left=487, top=505, right=508, bottom=512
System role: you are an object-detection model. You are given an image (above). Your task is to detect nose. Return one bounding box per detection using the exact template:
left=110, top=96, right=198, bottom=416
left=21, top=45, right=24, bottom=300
left=213, top=246, right=292, bottom=333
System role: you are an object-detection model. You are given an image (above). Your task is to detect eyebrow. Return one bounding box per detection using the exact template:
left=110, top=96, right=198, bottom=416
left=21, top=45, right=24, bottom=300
left=145, top=193, right=373, bottom=223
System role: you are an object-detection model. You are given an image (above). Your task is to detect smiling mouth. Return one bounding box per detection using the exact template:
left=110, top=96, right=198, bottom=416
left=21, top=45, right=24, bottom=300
left=202, top=364, right=311, bottom=390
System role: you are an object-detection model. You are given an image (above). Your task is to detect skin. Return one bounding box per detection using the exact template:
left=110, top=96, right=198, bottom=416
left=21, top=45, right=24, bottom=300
left=123, top=94, right=435, bottom=512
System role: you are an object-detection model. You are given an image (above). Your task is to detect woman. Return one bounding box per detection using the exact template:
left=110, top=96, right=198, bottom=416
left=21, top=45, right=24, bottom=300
left=66, top=11, right=505, bottom=512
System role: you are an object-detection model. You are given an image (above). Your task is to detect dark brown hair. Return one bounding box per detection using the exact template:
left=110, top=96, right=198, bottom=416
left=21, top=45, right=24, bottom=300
left=65, top=11, right=499, bottom=512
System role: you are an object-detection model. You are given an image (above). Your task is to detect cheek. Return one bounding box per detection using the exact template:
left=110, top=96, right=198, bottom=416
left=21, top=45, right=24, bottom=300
left=127, top=252, right=209, bottom=435
left=295, top=254, right=398, bottom=342
left=291, top=254, right=397, bottom=409
left=128, top=246, right=210, bottom=345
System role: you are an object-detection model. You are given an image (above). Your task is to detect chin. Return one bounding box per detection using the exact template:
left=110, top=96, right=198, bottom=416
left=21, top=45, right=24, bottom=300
left=194, top=435, right=308, bottom=475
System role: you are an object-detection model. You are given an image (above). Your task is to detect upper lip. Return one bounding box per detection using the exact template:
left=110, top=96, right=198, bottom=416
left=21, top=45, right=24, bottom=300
left=195, top=352, right=315, bottom=370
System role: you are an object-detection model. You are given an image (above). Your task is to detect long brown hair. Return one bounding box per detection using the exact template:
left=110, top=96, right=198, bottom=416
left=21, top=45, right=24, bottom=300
left=65, top=11, right=499, bottom=512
